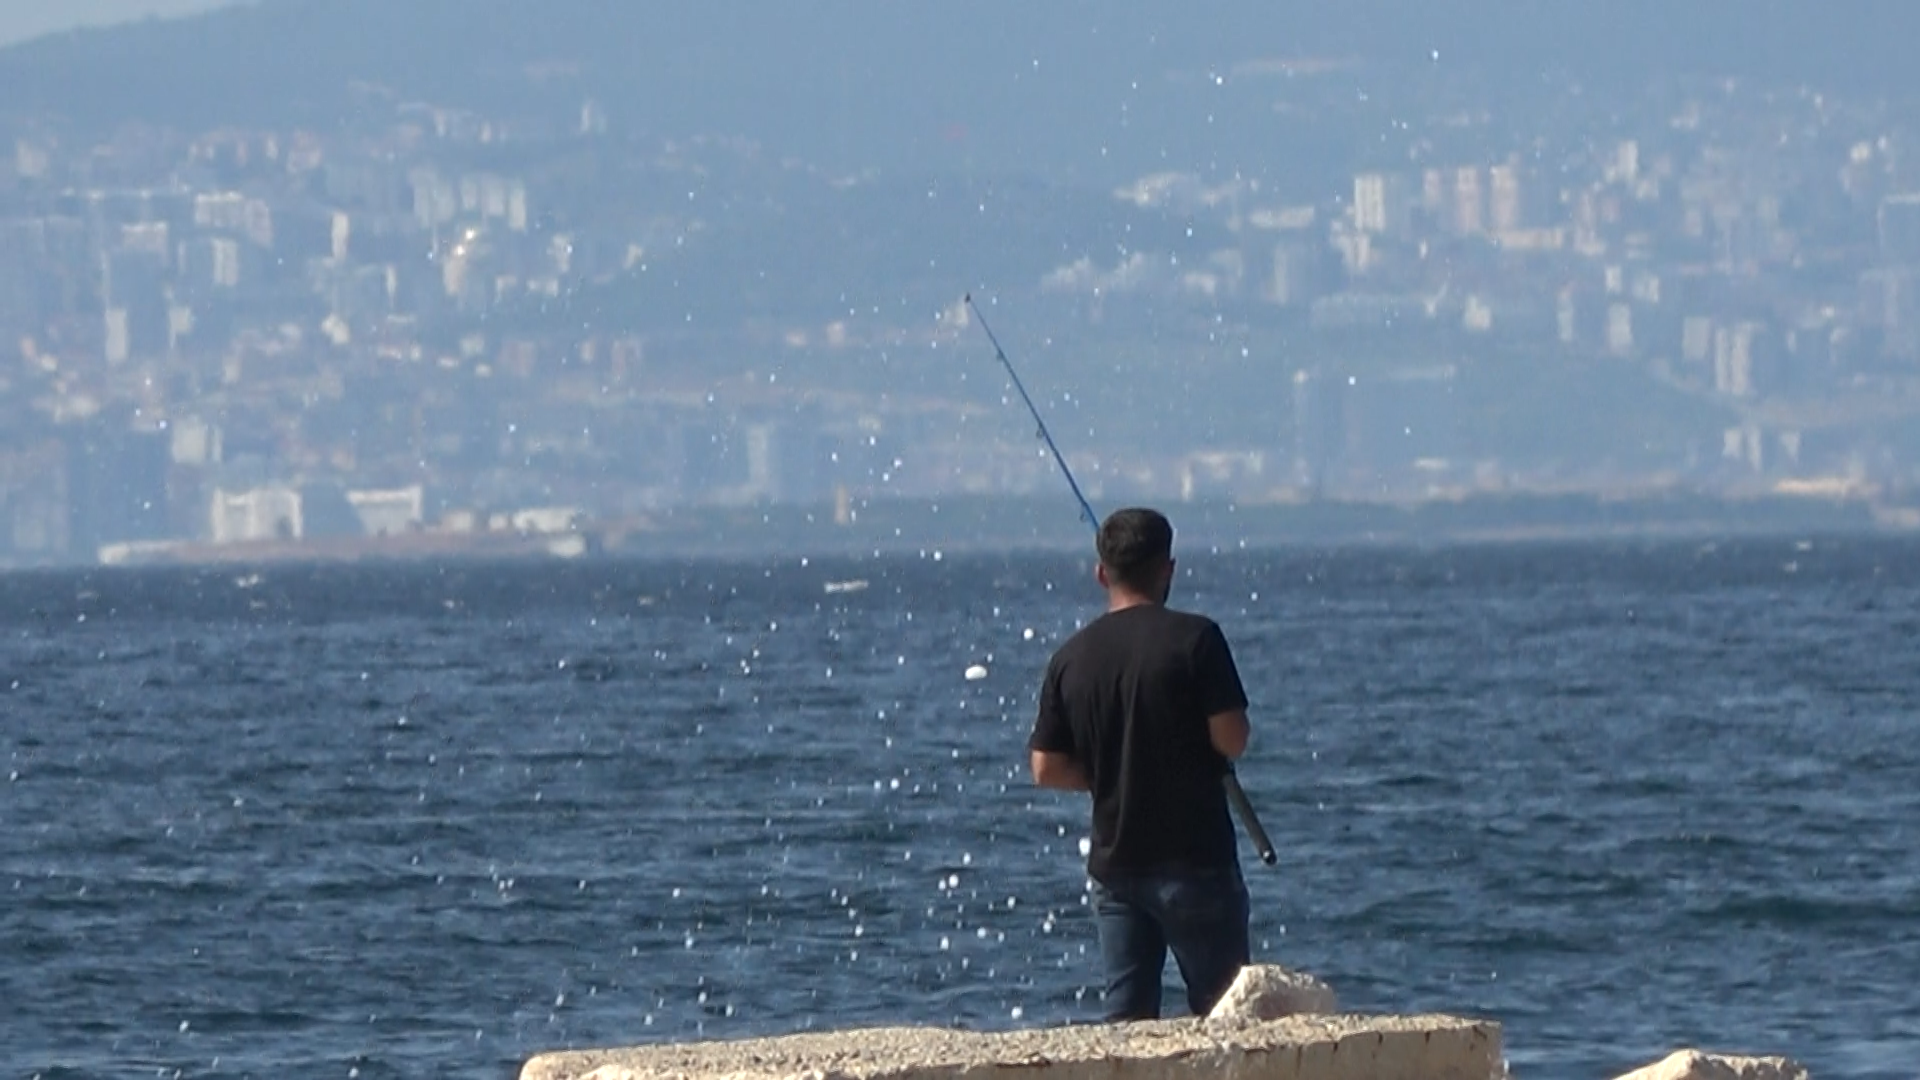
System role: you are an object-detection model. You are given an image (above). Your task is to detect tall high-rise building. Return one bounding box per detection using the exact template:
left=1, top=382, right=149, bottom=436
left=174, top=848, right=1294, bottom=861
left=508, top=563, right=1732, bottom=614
left=1607, top=303, right=1634, bottom=356
left=1451, top=167, right=1484, bottom=236
left=331, top=212, right=351, bottom=262
left=1290, top=369, right=1343, bottom=493
left=1422, top=169, right=1447, bottom=217
left=194, top=191, right=248, bottom=232
left=1352, top=172, right=1410, bottom=235
left=1489, top=165, right=1525, bottom=233
left=1266, top=243, right=1319, bottom=307
left=1611, top=140, right=1641, bottom=185
left=179, top=237, right=242, bottom=294
left=580, top=99, right=609, bottom=136
left=1713, top=323, right=1761, bottom=396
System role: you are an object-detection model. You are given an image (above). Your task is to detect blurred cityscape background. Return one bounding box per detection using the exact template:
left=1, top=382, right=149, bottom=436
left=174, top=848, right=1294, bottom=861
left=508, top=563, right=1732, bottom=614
left=6, top=2, right=1920, bottom=565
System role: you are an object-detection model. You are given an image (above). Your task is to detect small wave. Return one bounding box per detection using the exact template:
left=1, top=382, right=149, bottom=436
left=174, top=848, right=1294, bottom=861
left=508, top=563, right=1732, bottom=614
left=1692, top=892, right=1920, bottom=927
left=1470, top=925, right=1608, bottom=957
left=1376, top=771, right=1451, bottom=789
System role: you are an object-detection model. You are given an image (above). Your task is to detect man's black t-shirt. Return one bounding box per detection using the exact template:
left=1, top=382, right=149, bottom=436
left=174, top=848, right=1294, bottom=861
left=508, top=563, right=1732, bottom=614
left=1028, top=604, right=1249, bottom=881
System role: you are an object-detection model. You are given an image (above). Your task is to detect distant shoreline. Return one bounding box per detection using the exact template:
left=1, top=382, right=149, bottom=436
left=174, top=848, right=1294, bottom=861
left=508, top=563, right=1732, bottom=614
left=8, top=488, right=1907, bottom=573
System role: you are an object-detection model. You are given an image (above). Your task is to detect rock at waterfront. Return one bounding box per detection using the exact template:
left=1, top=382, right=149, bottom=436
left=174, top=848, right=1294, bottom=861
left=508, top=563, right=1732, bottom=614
left=1611, top=1049, right=1811, bottom=1080
left=1206, top=963, right=1339, bottom=1023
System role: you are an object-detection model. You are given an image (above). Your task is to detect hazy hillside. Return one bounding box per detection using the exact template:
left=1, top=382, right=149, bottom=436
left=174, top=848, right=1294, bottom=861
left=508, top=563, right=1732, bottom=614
left=6, top=0, right=1912, bottom=521
left=3, top=0, right=1918, bottom=181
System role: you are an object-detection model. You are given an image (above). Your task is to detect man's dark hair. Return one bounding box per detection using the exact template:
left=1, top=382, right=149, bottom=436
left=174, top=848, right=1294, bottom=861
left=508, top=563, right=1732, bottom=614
left=1097, top=508, right=1174, bottom=590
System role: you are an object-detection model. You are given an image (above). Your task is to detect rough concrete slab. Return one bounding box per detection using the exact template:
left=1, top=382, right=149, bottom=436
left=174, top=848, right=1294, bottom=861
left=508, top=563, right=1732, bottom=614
left=519, top=1012, right=1502, bottom=1080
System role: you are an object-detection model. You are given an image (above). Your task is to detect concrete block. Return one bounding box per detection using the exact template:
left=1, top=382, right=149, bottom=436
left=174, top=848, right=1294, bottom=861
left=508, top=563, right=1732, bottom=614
left=1611, top=1049, right=1811, bottom=1080
left=520, top=1013, right=1502, bottom=1080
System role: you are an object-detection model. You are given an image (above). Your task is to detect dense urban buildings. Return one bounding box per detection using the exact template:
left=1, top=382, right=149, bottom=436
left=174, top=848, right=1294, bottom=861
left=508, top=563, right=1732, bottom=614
left=5, top=13, right=1920, bottom=566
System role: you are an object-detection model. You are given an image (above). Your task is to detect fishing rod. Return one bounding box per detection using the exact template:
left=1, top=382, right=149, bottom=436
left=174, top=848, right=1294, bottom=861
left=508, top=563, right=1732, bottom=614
left=965, top=293, right=1278, bottom=868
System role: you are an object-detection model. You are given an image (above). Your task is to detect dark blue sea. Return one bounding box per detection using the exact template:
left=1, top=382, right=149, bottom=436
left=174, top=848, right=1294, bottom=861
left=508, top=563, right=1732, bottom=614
left=4, top=538, right=1917, bottom=1080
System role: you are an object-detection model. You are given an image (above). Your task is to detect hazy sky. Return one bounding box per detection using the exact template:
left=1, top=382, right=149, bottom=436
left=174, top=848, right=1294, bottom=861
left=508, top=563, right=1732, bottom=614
left=0, top=0, right=228, bottom=46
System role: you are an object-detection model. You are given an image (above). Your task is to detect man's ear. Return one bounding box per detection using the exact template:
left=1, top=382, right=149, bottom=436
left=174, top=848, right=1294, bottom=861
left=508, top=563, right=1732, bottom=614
left=1095, top=562, right=1110, bottom=589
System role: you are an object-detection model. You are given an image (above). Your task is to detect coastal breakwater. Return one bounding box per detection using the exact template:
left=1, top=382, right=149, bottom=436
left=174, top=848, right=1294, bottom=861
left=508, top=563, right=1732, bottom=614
left=515, top=967, right=1810, bottom=1080
left=520, top=1013, right=1503, bottom=1080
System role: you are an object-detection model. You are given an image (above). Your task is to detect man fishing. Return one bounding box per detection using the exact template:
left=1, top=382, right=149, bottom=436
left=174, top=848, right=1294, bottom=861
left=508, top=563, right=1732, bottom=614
left=1027, top=506, right=1253, bottom=1021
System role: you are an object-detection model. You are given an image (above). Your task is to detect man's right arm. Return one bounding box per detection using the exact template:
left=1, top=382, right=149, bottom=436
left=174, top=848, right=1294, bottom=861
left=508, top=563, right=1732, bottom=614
left=1030, top=656, right=1086, bottom=788
left=1208, top=708, right=1250, bottom=760
left=1030, top=750, right=1092, bottom=791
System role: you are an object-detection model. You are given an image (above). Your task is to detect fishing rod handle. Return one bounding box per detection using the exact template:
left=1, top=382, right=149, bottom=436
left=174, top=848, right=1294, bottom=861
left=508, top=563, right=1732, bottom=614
left=1224, top=769, right=1279, bottom=866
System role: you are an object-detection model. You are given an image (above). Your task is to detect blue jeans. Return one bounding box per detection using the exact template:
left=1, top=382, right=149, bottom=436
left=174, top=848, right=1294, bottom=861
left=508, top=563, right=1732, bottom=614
left=1090, top=865, right=1250, bottom=1021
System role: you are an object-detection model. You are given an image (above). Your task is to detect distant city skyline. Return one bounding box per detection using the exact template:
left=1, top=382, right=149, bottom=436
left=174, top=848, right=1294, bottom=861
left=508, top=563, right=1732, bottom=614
left=0, top=0, right=229, bottom=46
left=9, top=0, right=1920, bottom=569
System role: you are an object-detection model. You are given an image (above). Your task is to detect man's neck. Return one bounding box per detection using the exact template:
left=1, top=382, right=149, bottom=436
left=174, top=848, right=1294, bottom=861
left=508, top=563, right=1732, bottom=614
left=1106, top=589, right=1161, bottom=614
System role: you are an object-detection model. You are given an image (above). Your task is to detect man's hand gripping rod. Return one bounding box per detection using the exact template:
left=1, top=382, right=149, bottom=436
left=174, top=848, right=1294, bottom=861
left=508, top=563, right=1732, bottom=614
left=965, top=294, right=1278, bottom=867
